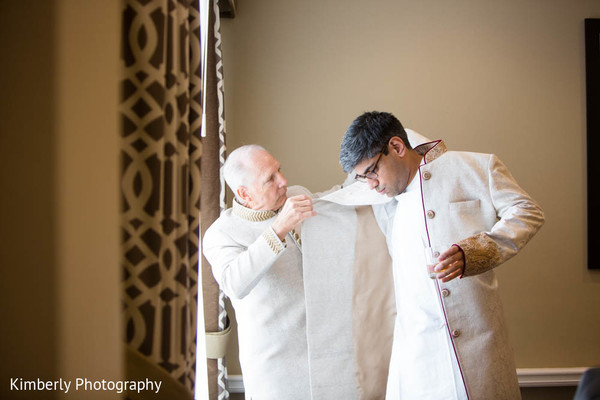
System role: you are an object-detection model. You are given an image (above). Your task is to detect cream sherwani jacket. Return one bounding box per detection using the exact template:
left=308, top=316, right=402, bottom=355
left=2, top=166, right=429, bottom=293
left=202, top=186, right=311, bottom=400
left=375, top=140, right=545, bottom=399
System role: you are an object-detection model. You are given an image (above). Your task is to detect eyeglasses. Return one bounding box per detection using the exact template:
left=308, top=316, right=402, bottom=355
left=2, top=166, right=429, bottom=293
left=355, top=147, right=386, bottom=183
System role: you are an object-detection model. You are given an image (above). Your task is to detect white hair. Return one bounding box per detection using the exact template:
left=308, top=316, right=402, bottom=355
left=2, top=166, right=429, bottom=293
left=223, top=144, right=267, bottom=201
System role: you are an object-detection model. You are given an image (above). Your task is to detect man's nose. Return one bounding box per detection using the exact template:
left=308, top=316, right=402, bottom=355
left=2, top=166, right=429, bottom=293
left=277, top=172, right=287, bottom=187
left=367, top=178, right=378, bottom=190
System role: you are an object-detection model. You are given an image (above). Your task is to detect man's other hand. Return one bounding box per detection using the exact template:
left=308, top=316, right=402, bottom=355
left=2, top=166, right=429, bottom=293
left=434, top=245, right=465, bottom=282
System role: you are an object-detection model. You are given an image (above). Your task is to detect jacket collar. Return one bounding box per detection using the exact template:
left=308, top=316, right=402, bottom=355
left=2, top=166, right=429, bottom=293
left=414, top=140, right=447, bottom=164
left=232, top=199, right=277, bottom=222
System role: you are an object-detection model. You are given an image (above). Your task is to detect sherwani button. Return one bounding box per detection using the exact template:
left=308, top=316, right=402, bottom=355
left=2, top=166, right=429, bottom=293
left=451, top=329, right=461, bottom=338
left=426, top=210, right=436, bottom=219
left=441, top=288, right=450, bottom=297
left=433, top=251, right=440, bottom=258
left=422, top=171, right=432, bottom=180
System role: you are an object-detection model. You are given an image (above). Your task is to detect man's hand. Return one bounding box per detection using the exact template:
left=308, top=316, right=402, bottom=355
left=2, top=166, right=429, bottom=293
left=434, top=245, right=465, bottom=282
left=271, top=195, right=316, bottom=241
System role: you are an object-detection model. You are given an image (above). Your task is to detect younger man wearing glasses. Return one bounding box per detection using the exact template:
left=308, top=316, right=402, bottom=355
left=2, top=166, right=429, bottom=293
left=340, top=111, right=544, bottom=400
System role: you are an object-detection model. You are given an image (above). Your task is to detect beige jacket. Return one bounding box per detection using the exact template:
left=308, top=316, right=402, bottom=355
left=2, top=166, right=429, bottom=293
left=202, top=186, right=311, bottom=400
left=376, top=140, right=545, bottom=399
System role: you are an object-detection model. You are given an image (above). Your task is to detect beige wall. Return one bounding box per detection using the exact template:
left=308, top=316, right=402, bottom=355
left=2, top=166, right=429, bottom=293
left=0, top=1, right=122, bottom=399
left=218, top=0, right=600, bottom=386
left=54, top=0, right=122, bottom=392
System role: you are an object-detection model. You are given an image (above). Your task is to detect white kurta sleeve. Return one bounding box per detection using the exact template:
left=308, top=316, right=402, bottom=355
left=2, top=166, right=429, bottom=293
left=457, top=154, right=545, bottom=276
left=203, top=225, right=287, bottom=299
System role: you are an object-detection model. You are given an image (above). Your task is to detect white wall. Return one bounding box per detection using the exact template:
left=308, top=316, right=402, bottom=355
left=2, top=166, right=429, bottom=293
left=220, top=0, right=600, bottom=372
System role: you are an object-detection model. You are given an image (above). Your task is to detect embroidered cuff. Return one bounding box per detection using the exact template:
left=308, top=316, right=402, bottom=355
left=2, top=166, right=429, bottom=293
left=456, top=232, right=503, bottom=277
left=262, top=227, right=286, bottom=255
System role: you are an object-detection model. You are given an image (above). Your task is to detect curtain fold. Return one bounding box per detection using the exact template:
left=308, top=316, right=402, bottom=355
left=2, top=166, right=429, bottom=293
left=200, top=1, right=229, bottom=398
left=120, top=0, right=202, bottom=397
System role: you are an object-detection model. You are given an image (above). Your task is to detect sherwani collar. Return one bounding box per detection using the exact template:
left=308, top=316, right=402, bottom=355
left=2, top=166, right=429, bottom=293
left=231, top=198, right=303, bottom=247
left=232, top=200, right=277, bottom=222
left=414, top=140, right=447, bottom=164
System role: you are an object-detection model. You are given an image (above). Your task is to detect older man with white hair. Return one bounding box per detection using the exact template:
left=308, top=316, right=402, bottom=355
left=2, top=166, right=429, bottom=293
left=202, top=145, right=315, bottom=400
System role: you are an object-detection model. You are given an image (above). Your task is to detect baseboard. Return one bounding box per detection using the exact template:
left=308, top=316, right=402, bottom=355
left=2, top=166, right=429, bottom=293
left=516, top=367, right=589, bottom=387
left=226, top=368, right=588, bottom=393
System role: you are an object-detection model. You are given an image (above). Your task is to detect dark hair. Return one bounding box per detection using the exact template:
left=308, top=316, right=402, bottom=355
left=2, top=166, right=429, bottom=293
left=339, top=111, right=411, bottom=172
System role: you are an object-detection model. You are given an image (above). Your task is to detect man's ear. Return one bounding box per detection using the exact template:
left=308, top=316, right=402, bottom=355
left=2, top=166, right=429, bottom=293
left=237, top=186, right=251, bottom=204
left=388, top=136, right=407, bottom=157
